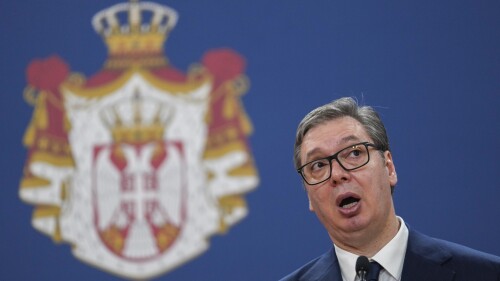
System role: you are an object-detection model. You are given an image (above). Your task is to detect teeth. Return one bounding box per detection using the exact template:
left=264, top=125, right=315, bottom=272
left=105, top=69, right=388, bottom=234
left=341, top=201, right=358, bottom=209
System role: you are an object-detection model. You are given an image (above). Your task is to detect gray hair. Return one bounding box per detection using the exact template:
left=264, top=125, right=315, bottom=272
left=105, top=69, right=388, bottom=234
left=293, top=97, right=390, bottom=170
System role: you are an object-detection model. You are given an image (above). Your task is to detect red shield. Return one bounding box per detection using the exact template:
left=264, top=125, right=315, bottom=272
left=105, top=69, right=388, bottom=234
left=92, top=141, right=187, bottom=261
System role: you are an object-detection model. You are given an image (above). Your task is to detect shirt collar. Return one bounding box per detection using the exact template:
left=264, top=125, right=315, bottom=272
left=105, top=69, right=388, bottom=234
left=334, top=216, right=409, bottom=281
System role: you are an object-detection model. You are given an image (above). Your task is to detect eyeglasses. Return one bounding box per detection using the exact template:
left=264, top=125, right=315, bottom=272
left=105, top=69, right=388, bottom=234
left=297, top=142, right=380, bottom=185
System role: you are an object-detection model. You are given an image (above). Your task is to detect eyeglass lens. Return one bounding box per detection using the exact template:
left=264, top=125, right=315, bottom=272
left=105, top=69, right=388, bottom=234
left=301, top=143, right=370, bottom=185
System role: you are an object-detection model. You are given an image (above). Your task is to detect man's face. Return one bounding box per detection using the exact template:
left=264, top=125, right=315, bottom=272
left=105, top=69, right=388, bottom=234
left=300, top=116, right=398, bottom=250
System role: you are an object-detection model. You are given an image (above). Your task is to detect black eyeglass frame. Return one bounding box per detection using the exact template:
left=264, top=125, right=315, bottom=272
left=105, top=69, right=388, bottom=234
left=297, top=141, right=381, bottom=185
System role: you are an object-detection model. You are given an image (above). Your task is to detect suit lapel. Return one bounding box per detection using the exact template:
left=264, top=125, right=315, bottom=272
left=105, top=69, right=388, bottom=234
left=329, top=249, right=343, bottom=281
left=301, top=247, right=343, bottom=281
left=401, top=228, right=455, bottom=281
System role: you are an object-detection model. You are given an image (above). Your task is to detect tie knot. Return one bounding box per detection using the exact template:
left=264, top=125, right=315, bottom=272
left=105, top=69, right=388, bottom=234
left=366, top=261, right=382, bottom=281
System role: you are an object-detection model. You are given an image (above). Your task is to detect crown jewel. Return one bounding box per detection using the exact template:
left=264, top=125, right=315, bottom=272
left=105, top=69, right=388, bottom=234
left=92, top=0, right=178, bottom=67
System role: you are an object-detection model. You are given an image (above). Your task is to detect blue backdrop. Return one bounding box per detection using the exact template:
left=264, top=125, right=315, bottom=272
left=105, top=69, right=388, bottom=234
left=1, top=1, right=499, bottom=280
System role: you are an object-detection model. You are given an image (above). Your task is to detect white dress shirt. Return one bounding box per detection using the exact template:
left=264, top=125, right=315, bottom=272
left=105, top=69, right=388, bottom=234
left=334, top=216, right=409, bottom=281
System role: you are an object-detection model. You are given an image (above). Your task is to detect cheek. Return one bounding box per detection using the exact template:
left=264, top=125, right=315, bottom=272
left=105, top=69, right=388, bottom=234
left=307, top=187, right=334, bottom=209
left=354, top=170, right=390, bottom=200
left=307, top=189, right=323, bottom=207
left=371, top=176, right=394, bottom=208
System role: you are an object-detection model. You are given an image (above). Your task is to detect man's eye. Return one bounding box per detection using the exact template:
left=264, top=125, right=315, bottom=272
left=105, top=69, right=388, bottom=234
left=350, top=149, right=361, bottom=157
left=310, top=160, right=328, bottom=171
left=346, top=147, right=363, bottom=158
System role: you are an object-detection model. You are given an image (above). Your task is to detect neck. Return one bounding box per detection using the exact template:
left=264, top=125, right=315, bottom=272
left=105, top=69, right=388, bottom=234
left=331, top=215, right=400, bottom=257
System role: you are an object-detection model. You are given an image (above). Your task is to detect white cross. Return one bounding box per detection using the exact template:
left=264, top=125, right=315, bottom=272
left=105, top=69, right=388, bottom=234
left=120, top=143, right=159, bottom=223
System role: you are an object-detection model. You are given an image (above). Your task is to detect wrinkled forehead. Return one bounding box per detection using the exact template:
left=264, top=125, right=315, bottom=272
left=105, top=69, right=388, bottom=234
left=301, top=117, right=371, bottom=159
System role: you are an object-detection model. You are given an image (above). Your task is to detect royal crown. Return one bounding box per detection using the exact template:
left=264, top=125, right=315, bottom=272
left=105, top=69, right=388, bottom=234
left=101, top=91, right=173, bottom=144
left=92, top=0, right=178, bottom=67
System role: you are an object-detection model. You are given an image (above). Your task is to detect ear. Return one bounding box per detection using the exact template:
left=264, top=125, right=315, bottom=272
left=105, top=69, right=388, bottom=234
left=384, top=151, right=398, bottom=187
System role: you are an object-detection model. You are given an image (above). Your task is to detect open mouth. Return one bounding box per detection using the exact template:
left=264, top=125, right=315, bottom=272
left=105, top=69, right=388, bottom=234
left=339, top=196, right=360, bottom=209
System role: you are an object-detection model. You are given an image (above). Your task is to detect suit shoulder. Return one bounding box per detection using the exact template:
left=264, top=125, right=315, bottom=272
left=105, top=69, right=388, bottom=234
left=410, top=229, right=500, bottom=270
left=433, top=236, right=500, bottom=265
left=279, top=248, right=338, bottom=281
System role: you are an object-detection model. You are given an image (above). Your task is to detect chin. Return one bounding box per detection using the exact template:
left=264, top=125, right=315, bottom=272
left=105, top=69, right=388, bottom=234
left=340, top=215, right=370, bottom=232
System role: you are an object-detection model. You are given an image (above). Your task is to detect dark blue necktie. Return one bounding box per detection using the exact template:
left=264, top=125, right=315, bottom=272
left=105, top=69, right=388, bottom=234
left=366, top=261, right=382, bottom=281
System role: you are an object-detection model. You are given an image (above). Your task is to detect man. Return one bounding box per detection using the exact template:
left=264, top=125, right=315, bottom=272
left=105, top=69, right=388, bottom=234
left=280, top=97, right=500, bottom=281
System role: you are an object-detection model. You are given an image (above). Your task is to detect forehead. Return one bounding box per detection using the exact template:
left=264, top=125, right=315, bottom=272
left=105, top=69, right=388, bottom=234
left=301, top=117, right=370, bottom=159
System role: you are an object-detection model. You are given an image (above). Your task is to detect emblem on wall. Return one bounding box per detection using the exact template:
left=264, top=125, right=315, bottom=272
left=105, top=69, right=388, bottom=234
left=19, top=0, right=258, bottom=279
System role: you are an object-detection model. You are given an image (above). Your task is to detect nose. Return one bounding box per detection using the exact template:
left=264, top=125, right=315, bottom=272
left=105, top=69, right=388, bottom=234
left=329, top=159, right=350, bottom=185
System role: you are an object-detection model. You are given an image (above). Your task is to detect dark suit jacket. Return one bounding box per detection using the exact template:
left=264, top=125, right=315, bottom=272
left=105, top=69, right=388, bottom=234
left=280, top=228, right=500, bottom=281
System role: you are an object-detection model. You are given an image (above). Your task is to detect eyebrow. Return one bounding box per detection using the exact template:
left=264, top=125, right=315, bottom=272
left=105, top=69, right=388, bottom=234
left=303, top=135, right=362, bottom=162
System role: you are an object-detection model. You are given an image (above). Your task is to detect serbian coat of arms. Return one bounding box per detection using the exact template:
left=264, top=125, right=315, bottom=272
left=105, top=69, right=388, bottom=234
left=19, top=0, right=258, bottom=279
